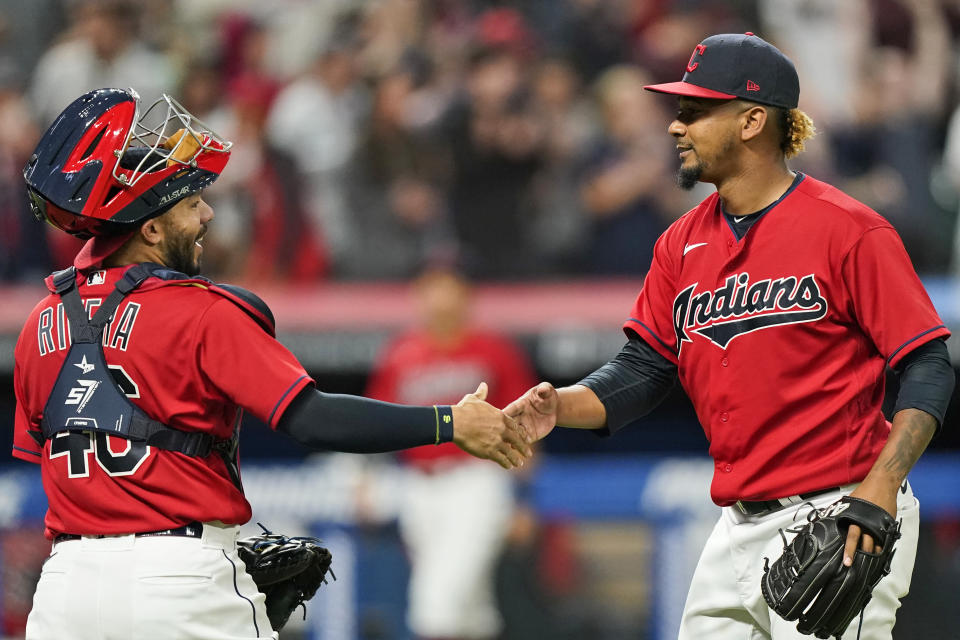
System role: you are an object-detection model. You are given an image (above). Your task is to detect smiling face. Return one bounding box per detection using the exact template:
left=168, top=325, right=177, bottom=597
left=154, top=192, right=214, bottom=275
left=668, top=97, right=750, bottom=190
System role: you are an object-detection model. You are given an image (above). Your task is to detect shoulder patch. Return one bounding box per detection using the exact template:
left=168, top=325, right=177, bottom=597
left=209, top=284, right=276, bottom=336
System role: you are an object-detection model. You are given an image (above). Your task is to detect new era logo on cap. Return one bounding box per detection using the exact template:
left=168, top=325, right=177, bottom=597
left=644, top=32, right=799, bottom=109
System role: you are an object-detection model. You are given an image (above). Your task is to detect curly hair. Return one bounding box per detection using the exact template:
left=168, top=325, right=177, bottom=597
left=776, top=107, right=816, bottom=158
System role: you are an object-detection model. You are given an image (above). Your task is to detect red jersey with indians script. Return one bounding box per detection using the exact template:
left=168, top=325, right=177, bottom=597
left=367, top=329, right=536, bottom=471
left=625, top=174, right=949, bottom=505
left=13, top=265, right=314, bottom=539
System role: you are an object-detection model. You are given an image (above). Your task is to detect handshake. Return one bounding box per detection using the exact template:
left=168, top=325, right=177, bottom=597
left=452, top=381, right=561, bottom=469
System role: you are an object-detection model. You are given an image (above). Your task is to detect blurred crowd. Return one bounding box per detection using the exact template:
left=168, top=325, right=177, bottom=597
left=3, top=0, right=960, bottom=284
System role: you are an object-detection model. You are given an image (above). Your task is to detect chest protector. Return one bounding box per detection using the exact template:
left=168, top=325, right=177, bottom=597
left=37, top=263, right=274, bottom=469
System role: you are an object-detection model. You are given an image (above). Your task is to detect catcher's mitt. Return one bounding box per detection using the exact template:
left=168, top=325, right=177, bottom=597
left=761, top=496, right=901, bottom=639
left=237, top=524, right=335, bottom=631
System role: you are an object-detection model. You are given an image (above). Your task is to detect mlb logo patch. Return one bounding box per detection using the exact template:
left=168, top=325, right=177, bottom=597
left=87, top=270, right=106, bottom=286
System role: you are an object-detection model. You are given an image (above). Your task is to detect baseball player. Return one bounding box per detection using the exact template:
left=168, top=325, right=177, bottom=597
left=367, top=264, right=538, bottom=640
left=12, top=88, right=531, bottom=640
left=505, top=33, right=955, bottom=639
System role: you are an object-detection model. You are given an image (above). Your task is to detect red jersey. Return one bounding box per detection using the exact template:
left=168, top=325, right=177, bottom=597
left=367, top=329, right=537, bottom=470
left=13, top=265, right=314, bottom=539
left=625, top=174, right=949, bottom=505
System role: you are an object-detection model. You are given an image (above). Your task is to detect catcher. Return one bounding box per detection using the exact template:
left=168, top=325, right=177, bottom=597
left=504, top=33, right=953, bottom=640
left=12, top=88, right=531, bottom=640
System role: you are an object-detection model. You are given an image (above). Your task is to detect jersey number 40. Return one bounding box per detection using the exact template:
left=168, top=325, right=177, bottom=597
left=48, top=366, right=150, bottom=478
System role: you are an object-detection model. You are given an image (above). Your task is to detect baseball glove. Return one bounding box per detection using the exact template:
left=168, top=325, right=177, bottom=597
left=761, top=496, right=901, bottom=639
left=237, top=524, right=335, bottom=631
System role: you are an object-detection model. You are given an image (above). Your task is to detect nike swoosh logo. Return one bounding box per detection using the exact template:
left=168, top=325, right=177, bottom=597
left=733, top=216, right=747, bottom=223
left=683, top=242, right=708, bottom=255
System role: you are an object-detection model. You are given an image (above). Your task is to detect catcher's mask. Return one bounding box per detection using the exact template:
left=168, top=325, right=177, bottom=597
left=23, top=87, right=232, bottom=238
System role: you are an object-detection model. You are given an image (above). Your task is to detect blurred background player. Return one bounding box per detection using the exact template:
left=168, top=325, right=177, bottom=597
left=367, top=262, right=537, bottom=640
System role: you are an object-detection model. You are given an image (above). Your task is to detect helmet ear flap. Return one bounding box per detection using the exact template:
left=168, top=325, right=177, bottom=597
left=29, top=186, right=126, bottom=238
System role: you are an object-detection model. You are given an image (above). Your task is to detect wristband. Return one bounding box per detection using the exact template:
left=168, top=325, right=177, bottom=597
left=434, top=405, right=454, bottom=444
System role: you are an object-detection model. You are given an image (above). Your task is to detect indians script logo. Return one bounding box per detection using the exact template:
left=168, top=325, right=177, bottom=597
left=673, top=272, right=827, bottom=350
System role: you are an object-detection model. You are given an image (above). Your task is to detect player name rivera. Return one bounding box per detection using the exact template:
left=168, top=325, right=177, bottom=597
left=673, top=272, right=828, bottom=350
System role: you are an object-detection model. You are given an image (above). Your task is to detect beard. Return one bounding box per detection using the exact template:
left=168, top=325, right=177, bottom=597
left=160, top=230, right=202, bottom=275
left=676, top=134, right=737, bottom=191
left=676, top=161, right=703, bottom=190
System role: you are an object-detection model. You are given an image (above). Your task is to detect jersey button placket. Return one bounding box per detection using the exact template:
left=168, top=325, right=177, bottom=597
left=721, top=356, right=729, bottom=367
left=719, top=411, right=729, bottom=423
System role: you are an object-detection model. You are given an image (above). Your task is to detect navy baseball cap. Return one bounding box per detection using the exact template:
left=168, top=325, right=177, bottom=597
left=645, top=33, right=799, bottom=109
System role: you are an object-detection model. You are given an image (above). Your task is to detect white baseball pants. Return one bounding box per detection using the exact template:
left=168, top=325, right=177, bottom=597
left=399, top=459, right=514, bottom=639
left=25, top=522, right=277, bottom=640
left=679, top=484, right=919, bottom=640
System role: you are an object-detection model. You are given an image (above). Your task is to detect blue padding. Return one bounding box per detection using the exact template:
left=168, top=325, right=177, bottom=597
left=4, top=453, right=960, bottom=523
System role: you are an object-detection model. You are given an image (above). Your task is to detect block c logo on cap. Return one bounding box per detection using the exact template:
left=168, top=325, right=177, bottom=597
left=686, top=44, right=707, bottom=72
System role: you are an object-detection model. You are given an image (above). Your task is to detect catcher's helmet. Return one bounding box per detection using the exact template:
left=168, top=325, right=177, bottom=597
left=23, top=88, right=232, bottom=238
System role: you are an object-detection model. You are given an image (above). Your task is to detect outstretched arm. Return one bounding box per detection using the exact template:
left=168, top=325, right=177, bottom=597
left=278, top=383, right=532, bottom=469
left=505, top=334, right=678, bottom=441
left=503, top=383, right=608, bottom=441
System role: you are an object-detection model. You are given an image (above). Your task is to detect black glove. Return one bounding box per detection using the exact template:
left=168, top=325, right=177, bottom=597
left=761, top=496, right=901, bottom=639
left=237, top=524, right=335, bottom=631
